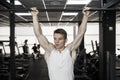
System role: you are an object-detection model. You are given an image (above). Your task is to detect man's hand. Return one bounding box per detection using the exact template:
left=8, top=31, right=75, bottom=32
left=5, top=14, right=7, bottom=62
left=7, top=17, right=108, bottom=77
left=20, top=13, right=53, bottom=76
left=31, top=7, right=39, bottom=15
left=82, top=7, right=90, bottom=16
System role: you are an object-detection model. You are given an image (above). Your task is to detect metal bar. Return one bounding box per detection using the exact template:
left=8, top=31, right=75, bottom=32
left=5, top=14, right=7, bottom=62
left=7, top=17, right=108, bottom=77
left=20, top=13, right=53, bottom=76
left=95, top=40, right=99, bottom=53
left=15, top=20, right=101, bottom=23
left=0, top=0, right=11, bottom=9
left=15, top=42, right=20, bottom=55
left=36, top=8, right=120, bottom=12
left=9, top=0, right=16, bottom=80
left=99, top=8, right=116, bottom=80
left=91, top=40, right=95, bottom=51
left=0, top=8, right=120, bottom=12
left=2, top=43, right=7, bottom=55
left=26, top=8, right=120, bottom=11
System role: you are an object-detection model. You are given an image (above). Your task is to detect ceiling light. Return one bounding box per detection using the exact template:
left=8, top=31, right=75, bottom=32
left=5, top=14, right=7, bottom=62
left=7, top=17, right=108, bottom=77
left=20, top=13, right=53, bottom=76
left=66, top=0, right=91, bottom=5
left=62, top=12, right=78, bottom=16
left=7, top=0, right=22, bottom=5
left=15, top=13, right=31, bottom=16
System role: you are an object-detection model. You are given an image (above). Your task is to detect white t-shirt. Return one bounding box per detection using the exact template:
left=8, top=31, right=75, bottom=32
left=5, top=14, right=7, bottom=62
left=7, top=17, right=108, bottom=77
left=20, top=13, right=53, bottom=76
left=46, top=48, right=74, bottom=80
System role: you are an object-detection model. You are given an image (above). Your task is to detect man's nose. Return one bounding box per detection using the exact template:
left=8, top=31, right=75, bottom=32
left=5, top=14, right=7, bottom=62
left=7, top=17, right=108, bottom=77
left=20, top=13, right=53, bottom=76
left=56, top=40, right=59, bottom=43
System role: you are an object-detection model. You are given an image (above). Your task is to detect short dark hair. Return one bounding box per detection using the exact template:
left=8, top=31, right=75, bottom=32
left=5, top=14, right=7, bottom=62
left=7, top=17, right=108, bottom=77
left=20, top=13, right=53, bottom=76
left=24, top=39, right=28, bottom=43
left=54, top=29, right=67, bottom=39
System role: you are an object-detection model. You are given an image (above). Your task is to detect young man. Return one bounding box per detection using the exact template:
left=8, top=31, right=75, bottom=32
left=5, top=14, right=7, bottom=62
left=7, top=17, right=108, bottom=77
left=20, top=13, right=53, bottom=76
left=31, top=7, right=90, bottom=80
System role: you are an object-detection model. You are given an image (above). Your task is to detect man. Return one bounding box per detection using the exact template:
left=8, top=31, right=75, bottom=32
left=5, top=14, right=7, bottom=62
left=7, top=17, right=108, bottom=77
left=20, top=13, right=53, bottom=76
left=23, top=39, right=29, bottom=54
left=32, top=43, right=37, bottom=53
left=32, top=43, right=38, bottom=60
left=31, top=7, right=90, bottom=80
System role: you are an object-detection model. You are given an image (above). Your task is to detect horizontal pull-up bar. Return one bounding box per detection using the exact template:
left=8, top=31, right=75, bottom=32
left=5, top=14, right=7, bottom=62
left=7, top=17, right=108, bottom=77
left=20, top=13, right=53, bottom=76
left=15, top=21, right=101, bottom=23
left=35, top=8, right=120, bottom=12
left=0, top=8, right=120, bottom=12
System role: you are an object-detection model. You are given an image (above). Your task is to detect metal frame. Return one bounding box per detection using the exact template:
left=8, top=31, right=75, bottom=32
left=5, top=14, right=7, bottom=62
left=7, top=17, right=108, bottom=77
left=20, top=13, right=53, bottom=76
left=9, top=0, right=16, bottom=80
left=0, top=1, right=16, bottom=80
left=99, top=0, right=116, bottom=80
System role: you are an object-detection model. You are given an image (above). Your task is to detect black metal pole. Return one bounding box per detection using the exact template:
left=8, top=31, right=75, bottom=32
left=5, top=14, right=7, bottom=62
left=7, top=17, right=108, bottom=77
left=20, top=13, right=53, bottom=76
left=0, top=8, right=120, bottom=12
left=99, top=0, right=116, bottom=80
left=9, top=0, right=16, bottom=80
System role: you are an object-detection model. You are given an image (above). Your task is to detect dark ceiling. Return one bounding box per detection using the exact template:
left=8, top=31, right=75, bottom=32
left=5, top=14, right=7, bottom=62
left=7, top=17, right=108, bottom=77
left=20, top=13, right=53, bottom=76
left=0, top=0, right=120, bottom=27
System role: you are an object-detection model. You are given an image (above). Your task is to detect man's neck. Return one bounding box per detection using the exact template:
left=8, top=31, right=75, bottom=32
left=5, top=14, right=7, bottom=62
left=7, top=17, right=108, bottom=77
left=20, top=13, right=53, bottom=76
left=56, top=46, right=65, bottom=52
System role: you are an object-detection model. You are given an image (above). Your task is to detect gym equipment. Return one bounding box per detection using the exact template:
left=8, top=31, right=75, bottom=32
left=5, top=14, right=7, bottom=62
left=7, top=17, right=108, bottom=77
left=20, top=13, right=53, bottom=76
left=0, top=1, right=118, bottom=80
left=0, top=41, right=21, bottom=55
left=74, top=40, right=100, bottom=80
left=0, top=40, right=31, bottom=80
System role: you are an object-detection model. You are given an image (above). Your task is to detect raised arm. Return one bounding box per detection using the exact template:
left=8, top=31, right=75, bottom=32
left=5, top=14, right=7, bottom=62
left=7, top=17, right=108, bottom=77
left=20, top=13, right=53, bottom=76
left=67, top=7, right=90, bottom=51
left=31, top=7, right=53, bottom=51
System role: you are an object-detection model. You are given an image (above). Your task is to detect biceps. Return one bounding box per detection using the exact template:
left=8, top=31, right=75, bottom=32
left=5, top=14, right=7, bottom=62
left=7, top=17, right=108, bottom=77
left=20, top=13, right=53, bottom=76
left=71, top=35, right=84, bottom=50
left=37, top=35, right=51, bottom=50
left=71, top=50, right=77, bottom=61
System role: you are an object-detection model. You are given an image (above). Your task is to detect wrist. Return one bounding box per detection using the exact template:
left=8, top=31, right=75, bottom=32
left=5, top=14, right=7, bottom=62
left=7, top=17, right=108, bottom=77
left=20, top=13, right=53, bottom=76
left=32, top=14, right=38, bottom=16
left=83, top=15, right=89, bottom=18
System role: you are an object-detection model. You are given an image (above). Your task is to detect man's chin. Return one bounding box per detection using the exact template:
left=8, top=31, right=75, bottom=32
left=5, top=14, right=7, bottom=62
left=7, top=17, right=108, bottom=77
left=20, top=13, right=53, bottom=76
left=55, top=46, right=61, bottom=49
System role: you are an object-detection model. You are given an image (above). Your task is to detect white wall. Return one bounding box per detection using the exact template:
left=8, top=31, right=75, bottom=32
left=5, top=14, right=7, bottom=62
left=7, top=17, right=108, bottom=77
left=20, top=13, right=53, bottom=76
left=85, top=23, right=99, bottom=53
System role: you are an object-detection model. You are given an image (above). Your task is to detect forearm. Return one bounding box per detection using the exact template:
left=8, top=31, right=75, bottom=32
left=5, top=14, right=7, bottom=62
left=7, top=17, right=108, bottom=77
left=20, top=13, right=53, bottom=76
left=32, top=14, right=42, bottom=35
left=78, top=15, right=88, bottom=34
left=30, top=7, right=52, bottom=51
left=68, top=7, right=90, bottom=50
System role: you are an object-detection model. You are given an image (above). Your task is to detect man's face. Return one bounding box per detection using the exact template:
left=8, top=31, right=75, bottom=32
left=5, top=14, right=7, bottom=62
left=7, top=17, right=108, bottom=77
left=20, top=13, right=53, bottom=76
left=54, top=33, right=66, bottom=49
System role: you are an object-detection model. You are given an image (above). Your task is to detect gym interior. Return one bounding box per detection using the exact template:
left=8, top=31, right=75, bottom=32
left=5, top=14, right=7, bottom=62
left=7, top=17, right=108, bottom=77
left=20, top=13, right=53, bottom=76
left=0, top=0, right=120, bottom=80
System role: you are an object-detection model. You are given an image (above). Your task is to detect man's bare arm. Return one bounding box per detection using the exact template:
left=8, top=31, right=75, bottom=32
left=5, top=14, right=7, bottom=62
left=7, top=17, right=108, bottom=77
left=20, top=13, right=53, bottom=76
left=67, top=7, right=90, bottom=51
left=31, top=7, right=53, bottom=51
